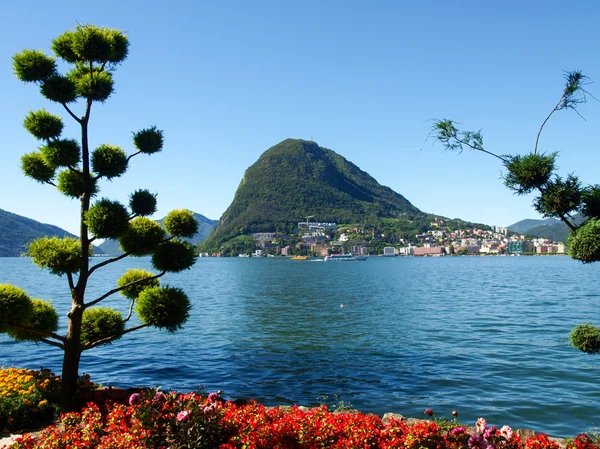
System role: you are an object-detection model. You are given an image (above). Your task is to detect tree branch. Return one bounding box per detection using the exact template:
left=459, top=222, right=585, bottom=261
left=534, top=95, right=565, bottom=155
left=85, top=271, right=166, bottom=308
left=83, top=323, right=151, bottom=350
left=67, top=272, right=75, bottom=292
left=40, top=338, right=66, bottom=350
left=123, top=299, right=135, bottom=322
left=88, top=252, right=130, bottom=276
left=8, top=324, right=66, bottom=343
left=126, top=150, right=142, bottom=163
left=447, top=131, right=509, bottom=164
left=62, top=102, right=82, bottom=124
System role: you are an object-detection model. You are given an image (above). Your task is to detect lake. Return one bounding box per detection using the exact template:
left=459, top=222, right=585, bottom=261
left=1, top=255, right=599, bottom=436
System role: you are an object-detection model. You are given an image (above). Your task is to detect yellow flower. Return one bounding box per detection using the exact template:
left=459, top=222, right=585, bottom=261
left=38, top=400, right=48, bottom=406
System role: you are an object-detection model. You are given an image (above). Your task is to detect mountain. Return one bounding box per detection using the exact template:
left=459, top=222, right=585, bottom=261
left=0, top=208, right=79, bottom=257
left=202, top=138, right=450, bottom=250
left=97, top=212, right=218, bottom=256
left=507, top=218, right=562, bottom=235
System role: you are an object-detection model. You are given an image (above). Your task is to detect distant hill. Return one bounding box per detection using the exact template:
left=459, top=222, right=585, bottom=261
left=202, top=138, right=488, bottom=251
left=507, top=218, right=562, bottom=235
left=97, top=212, right=217, bottom=256
left=0, top=208, right=82, bottom=257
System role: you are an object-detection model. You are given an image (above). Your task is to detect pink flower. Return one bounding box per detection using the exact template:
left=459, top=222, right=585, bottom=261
left=128, top=393, right=141, bottom=406
left=484, top=426, right=498, bottom=439
left=451, top=426, right=466, bottom=435
left=208, top=392, right=220, bottom=402
left=500, top=425, right=514, bottom=440
left=476, top=417, right=487, bottom=433
left=176, top=410, right=191, bottom=422
left=424, top=408, right=433, bottom=416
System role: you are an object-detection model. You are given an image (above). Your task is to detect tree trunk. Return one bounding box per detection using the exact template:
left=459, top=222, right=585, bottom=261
left=60, top=297, right=84, bottom=411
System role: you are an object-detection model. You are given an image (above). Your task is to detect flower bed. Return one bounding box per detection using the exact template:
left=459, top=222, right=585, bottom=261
left=6, top=389, right=599, bottom=449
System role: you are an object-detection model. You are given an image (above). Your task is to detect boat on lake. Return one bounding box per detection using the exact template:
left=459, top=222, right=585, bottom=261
left=291, top=255, right=309, bottom=260
left=324, top=254, right=367, bottom=262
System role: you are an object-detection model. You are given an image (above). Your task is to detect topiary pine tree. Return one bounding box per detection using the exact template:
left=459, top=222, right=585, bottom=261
left=429, top=71, right=600, bottom=354
left=1, top=24, right=199, bottom=411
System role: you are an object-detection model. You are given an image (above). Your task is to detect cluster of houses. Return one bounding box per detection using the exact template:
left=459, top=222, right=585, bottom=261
left=384, top=226, right=566, bottom=257
left=244, top=222, right=566, bottom=257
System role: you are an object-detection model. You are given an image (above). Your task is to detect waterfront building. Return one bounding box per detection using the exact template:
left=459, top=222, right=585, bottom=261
left=383, top=246, right=396, bottom=257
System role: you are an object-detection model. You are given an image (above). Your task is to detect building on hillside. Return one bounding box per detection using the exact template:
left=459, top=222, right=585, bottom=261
left=297, top=222, right=337, bottom=232
left=413, top=247, right=444, bottom=257
left=507, top=241, right=530, bottom=254
left=383, top=246, right=396, bottom=257
left=281, top=245, right=291, bottom=256
left=398, top=246, right=414, bottom=256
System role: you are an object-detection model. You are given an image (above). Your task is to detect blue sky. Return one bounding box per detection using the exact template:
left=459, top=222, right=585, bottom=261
left=2, top=0, right=600, bottom=235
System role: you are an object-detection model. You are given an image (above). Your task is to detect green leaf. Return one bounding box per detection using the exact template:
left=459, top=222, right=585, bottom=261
left=0, top=284, right=33, bottom=333
left=40, top=139, right=81, bottom=168
left=503, top=152, right=557, bottom=195
left=129, top=189, right=157, bottom=216
left=118, top=217, right=166, bottom=256
left=21, top=152, right=56, bottom=183
left=57, top=169, right=97, bottom=199
left=86, top=199, right=130, bottom=239
left=136, top=286, right=190, bottom=332
left=91, top=144, right=128, bottom=179
left=117, top=269, right=159, bottom=300
left=27, top=236, right=82, bottom=275
left=570, top=323, right=600, bottom=354
left=133, top=126, right=163, bottom=154
left=40, top=74, right=77, bottom=104
left=567, top=218, right=600, bottom=263
left=7, top=299, right=59, bottom=342
left=163, top=209, right=198, bottom=238
left=81, top=307, right=124, bottom=346
left=23, top=109, right=63, bottom=140
left=152, top=240, right=197, bottom=273
left=13, top=50, right=56, bottom=83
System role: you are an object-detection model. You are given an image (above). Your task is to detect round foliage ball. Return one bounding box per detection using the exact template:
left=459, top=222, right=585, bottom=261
left=136, top=286, right=190, bottom=332
left=69, top=67, right=113, bottom=102
left=0, top=284, right=33, bottom=333
left=152, top=240, right=196, bottom=273
left=80, top=307, right=124, bottom=346
left=117, top=269, right=159, bottom=300
left=41, top=139, right=81, bottom=168
left=568, top=219, right=600, bottom=263
left=163, top=209, right=198, bottom=238
left=133, top=126, right=163, bottom=154
left=119, top=217, right=166, bottom=256
left=86, top=199, right=130, bottom=239
left=23, top=109, right=63, bottom=141
left=70, top=25, right=113, bottom=63
left=503, top=152, right=556, bottom=195
left=57, top=169, right=97, bottom=199
left=7, top=299, right=58, bottom=342
left=570, top=323, right=600, bottom=354
left=91, top=144, right=127, bottom=179
left=41, top=74, right=77, bottom=104
left=129, top=189, right=157, bottom=216
left=13, top=49, right=56, bottom=83
left=106, top=29, right=129, bottom=63
left=21, top=152, right=56, bottom=183
left=582, top=185, right=600, bottom=219
left=27, top=236, right=82, bottom=275
left=52, top=30, right=78, bottom=63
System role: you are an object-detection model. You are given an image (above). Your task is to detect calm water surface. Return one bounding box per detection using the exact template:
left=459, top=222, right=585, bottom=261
left=1, top=256, right=599, bottom=436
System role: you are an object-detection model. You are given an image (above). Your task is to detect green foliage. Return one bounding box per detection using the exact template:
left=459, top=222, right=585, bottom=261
left=133, top=126, right=164, bottom=154
left=533, top=174, right=581, bottom=218
left=581, top=185, right=600, bottom=219
left=80, top=307, right=124, bottom=346
left=12, top=49, right=56, bottom=83
left=136, top=286, right=190, bottom=332
left=40, top=139, right=81, bottom=168
left=119, top=217, right=165, bottom=256
left=57, top=169, right=97, bottom=199
left=23, top=109, right=63, bottom=141
left=163, top=209, right=198, bottom=238
left=85, top=199, right=130, bottom=239
left=40, top=74, right=77, bottom=104
left=503, top=153, right=556, bottom=195
left=152, top=240, right=196, bottom=273
left=21, top=152, right=55, bottom=183
left=117, top=269, right=159, bottom=300
left=570, top=323, right=600, bottom=354
left=91, top=144, right=128, bottom=179
left=201, top=139, right=422, bottom=251
left=0, top=284, right=33, bottom=333
left=27, top=236, right=82, bottom=275
left=567, top=218, right=600, bottom=263
left=7, top=299, right=59, bottom=342
left=129, top=189, right=157, bottom=216
left=68, top=66, right=114, bottom=102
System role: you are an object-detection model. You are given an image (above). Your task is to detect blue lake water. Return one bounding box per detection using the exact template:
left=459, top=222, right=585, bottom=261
left=1, top=255, right=599, bottom=436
